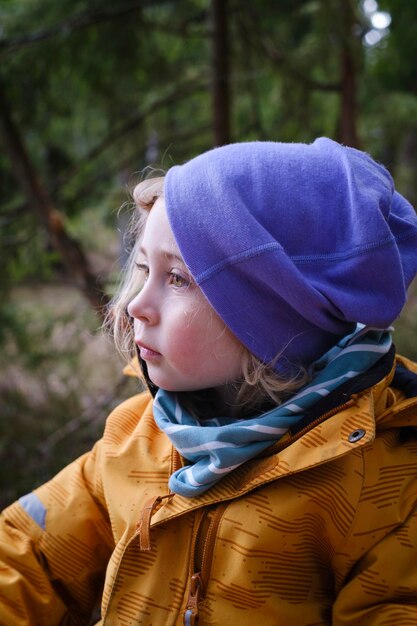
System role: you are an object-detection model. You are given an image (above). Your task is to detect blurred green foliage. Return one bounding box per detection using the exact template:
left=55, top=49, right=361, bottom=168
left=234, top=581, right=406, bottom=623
left=0, top=286, right=140, bottom=508
left=1, top=0, right=417, bottom=506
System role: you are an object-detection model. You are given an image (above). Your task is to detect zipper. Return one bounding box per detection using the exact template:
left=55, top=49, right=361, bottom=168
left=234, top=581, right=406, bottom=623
left=182, top=398, right=359, bottom=624
left=184, top=502, right=228, bottom=625
left=172, top=448, right=182, bottom=473
left=184, top=572, right=203, bottom=626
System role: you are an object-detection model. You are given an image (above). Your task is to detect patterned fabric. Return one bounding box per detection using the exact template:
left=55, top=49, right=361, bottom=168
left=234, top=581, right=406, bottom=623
left=153, top=326, right=392, bottom=496
left=2, top=355, right=417, bottom=625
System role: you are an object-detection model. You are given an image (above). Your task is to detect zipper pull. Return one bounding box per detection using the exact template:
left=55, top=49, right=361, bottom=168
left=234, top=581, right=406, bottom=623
left=184, top=572, right=203, bottom=625
left=136, top=493, right=174, bottom=551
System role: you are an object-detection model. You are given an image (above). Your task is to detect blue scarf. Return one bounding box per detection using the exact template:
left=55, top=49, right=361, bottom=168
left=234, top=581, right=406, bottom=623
left=153, top=326, right=392, bottom=497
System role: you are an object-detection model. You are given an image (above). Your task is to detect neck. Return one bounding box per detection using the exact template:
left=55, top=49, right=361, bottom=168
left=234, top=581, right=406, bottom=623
left=174, top=386, right=237, bottom=420
left=176, top=384, right=276, bottom=420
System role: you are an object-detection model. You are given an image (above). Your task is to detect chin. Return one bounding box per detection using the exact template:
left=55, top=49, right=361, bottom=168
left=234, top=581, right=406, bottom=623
left=147, top=376, right=186, bottom=393
left=146, top=367, right=219, bottom=393
left=156, top=383, right=197, bottom=393
left=151, top=377, right=209, bottom=394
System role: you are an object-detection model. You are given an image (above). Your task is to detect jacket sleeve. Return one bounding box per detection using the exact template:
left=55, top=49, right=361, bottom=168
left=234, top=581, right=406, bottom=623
left=0, top=440, right=114, bottom=625
left=333, top=493, right=417, bottom=624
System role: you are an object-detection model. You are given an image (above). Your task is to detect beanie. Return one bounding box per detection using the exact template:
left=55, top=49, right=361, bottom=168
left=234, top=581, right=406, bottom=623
left=164, top=138, right=417, bottom=374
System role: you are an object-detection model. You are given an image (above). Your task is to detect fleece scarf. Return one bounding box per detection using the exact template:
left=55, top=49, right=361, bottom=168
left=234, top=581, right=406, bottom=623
left=153, top=326, right=392, bottom=497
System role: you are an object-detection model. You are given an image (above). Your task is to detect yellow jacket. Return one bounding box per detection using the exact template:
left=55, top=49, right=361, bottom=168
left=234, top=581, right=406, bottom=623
left=1, top=354, right=417, bottom=625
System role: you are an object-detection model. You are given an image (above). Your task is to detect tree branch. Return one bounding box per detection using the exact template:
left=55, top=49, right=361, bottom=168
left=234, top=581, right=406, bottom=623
left=258, top=35, right=341, bottom=92
left=63, top=122, right=212, bottom=207
left=237, top=7, right=341, bottom=93
left=36, top=375, right=131, bottom=456
left=52, top=75, right=210, bottom=195
left=0, top=82, right=110, bottom=318
left=0, top=0, right=170, bottom=54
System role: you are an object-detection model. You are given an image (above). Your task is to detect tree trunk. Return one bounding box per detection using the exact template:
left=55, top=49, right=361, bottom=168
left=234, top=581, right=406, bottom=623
left=338, top=0, right=361, bottom=148
left=0, top=82, right=110, bottom=319
left=395, top=129, right=417, bottom=205
left=211, top=0, right=231, bottom=146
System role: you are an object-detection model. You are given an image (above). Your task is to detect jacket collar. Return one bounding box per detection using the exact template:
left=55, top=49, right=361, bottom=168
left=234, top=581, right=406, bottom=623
left=149, top=350, right=417, bottom=527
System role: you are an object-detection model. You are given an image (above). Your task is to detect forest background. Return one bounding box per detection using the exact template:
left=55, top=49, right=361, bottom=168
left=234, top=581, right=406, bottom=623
left=1, top=0, right=417, bottom=508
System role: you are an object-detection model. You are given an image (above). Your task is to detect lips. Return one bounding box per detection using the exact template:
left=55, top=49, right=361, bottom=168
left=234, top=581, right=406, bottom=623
left=135, top=340, right=162, bottom=359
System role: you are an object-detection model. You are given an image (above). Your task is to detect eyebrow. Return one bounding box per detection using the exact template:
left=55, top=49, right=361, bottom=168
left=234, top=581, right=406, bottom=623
left=138, top=245, right=186, bottom=265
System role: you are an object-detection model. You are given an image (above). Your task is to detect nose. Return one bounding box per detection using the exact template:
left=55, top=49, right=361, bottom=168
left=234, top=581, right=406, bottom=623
left=127, top=284, right=158, bottom=325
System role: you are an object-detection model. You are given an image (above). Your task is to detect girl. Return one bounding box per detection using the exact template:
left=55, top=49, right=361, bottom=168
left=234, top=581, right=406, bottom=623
left=2, top=138, right=417, bottom=625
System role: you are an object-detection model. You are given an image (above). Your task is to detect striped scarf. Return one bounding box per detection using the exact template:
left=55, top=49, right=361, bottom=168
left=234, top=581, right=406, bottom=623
left=153, top=326, right=392, bottom=497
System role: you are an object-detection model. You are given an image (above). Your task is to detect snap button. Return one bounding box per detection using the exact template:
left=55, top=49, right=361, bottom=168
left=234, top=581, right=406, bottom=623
left=348, top=429, right=366, bottom=443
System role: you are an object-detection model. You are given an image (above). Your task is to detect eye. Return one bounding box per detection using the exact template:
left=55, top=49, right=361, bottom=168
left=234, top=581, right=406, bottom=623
left=135, top=262, right=149, bottom=280
left=169, top=272, right=189, bottom=288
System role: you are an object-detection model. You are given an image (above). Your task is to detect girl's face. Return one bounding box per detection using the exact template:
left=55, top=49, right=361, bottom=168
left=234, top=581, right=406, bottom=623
left=127, top=198, right=243, bottom=393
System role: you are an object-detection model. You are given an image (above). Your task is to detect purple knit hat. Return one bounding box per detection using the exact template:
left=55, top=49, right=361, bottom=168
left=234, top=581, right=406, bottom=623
left=164, top=138, right=417, bottom=374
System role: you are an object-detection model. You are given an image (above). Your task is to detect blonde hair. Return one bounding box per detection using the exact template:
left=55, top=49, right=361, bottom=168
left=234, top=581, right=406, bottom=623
left=108, top=175, right=309, bottom=415
left=110, top=176, right=165, bottom=362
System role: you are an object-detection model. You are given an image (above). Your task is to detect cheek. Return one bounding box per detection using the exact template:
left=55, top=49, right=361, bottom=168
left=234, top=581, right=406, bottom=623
left=166, top=315, right=209, bottom=367
left=167, top=308, right=243, bottom=378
